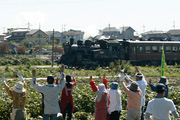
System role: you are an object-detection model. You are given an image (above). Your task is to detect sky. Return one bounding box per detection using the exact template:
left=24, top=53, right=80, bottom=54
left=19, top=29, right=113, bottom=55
left=0, top=0, right=180, bottom=39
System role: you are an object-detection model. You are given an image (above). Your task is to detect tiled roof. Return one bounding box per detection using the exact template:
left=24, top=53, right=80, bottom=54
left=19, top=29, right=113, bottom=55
left=167, top=29, right=180, bottom=35
left=102, top=27, right=119, bottom=32
left=62, top=30, right=84, bottom=36
left=141, top=30, right=164, bottom=35
left=120, top=26, right=135, bottom=32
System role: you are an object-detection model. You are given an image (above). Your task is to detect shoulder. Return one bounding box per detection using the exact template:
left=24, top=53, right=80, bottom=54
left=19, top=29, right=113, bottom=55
left=164, top=98, right=173, bottom=103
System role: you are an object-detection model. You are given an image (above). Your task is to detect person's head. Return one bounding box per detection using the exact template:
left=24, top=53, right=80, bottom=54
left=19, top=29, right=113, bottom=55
left=135, top=73, right=143, bottom=81
left=13, top=81, right=25, bottom=93
left=128, top=82, right=140, bottom=92
left=158, top=76, right=168, bottom=85
left=110, top=82, right=118, bottom=90
left=156, top=83, right=166, bottom=96
left=66, top=75, right=72, bottom=83
left=98, top=84, right=106, bottom=92
left=47, top=75, right=54, bottom=84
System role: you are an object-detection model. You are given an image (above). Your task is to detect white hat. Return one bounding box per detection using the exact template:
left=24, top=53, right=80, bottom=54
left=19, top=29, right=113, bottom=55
left=13, top=82, right=25, bottom=93
left=98, top=84, right=106, bottom=92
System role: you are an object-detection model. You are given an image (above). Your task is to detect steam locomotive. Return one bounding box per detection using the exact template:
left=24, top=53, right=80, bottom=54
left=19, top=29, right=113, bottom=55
left=58, top=39, right=180, bottom=68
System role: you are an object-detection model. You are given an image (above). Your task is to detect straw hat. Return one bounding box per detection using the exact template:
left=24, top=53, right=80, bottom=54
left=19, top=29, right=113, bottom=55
left=13, top=82, right=25, bottom=93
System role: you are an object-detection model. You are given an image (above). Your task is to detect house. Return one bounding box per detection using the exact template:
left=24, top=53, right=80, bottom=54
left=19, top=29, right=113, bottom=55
left=120, top=26, right=135, bottom=40
left=46, top=31, right=61, bottom=44
left=61, top=29, right=84, bottom=44
left=141, top=30, right=169, bottom=41
left=6, top=28, right=29, bottom=42
left=167, top=29, right=180, bottom=41
left=96, top=26, right=135, bottom=40
left=99, top=27, right=121, bottom=39
left=0, top=34, right=5, bottom=41
left=27, top=29, right=48, bottom=46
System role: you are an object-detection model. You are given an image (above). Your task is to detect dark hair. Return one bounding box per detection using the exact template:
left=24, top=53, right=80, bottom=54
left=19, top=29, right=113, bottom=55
left=47, top=76, right=54, bottom=84
left=66, top=75, right=72, bottom=87
left=156, top=83, right=166, bottom=93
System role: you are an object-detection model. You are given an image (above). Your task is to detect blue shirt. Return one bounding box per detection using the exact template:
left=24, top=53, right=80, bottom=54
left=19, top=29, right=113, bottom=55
left=149, top=84, right=169, bottom=98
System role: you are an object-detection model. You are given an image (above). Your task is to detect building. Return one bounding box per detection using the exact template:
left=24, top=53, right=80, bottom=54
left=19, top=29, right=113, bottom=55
left=99, top=27, right=121, bottom=39
left=61, top=29, right=84, bottom=44
left=167, top=29, right=180, bottom=41
left=96, top=26, right=135, bottom=40
left=120, top=26, right=135, bottom=40
left=141, top=30, right=169, bottom=41
left=0, top=34, right=5, bottom=41
left=27, top=29, right=48, bottom=46
left=6, top=28, right=29, bottom=42
left=46, top=31, right=61, bottom=44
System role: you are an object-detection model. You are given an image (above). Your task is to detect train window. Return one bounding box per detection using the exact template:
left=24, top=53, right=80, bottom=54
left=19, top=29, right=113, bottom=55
left=139, top=46, right=143, bottom=53
left=132, top=46, right=136, bottom=53
left=152, top=46, right=158, bottom=53
left=145, top=46, right=151, bottom=53
left=166, top=46, right=171, bottom=53
left=172, top=46, right=178, bottom=53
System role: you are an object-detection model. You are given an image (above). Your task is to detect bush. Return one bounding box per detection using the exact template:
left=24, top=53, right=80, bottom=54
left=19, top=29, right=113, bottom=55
left=74, top=112, right=89, bottom=120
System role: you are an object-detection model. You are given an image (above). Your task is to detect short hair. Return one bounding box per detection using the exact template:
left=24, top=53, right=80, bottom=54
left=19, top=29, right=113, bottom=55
left=156, top=83, right=166, bottom=93
left=47, top=75, right=54, bottom=84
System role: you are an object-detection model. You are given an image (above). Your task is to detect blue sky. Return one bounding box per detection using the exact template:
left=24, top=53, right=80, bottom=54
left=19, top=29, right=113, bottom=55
left=1, top=0, right=180, bottom=38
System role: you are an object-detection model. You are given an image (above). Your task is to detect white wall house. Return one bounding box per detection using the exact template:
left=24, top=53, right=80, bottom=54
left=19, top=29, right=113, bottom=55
left=61, top=29, right=84, bottom=44
left=167, top=29, right=180, bottom=41
left=141, top=30, right=169, bottom=41
left=96, top=26, right=135, bottom=40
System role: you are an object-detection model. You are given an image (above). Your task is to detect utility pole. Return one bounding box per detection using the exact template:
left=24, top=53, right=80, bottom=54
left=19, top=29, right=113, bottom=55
left=39, top=23, right=41, bottom=58
left=173, top=21, right=176, bottom=29
left=52, top=29, right=55, bottom=67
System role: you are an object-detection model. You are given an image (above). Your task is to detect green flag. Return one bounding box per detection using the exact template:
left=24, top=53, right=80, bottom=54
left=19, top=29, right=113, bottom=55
left=161, top=45, right=165, bottom=77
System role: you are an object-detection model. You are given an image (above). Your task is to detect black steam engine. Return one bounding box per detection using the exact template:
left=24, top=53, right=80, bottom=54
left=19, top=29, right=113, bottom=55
left=58, top=39, right=180, bottom=68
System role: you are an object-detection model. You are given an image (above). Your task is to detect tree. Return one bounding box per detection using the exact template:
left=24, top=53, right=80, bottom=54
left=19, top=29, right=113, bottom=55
left=16, top=46, right=26, bottom=54
left=0, top=43, right=9, bottom=55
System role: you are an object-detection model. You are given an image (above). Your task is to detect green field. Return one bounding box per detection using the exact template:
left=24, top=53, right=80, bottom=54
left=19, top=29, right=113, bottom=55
left=0, top=58, right=180, bottom=119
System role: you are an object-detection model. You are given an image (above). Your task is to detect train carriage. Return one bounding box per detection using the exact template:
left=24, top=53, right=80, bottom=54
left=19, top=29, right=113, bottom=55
left=123, top=41, right=180, bottom=65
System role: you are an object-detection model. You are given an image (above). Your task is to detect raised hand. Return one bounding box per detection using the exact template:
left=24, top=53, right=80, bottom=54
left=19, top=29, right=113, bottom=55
left=72, top=72, right=76, bottom=78
left=57, top=72, right=60, bottom=79
left=17, top=72, right=24, bottom=81
left=2, top=74, right=5, bottom=84
left=103, top=73, right=106, bottom=79
left=149, top=79, right=152, bottom=84
left=135, top=66, right=139, bottom=72
left=32, top=69, right=36, bottom=77
left=89, top=76, right=93, bottom=83
left=60, top=65, right=64, bottom=73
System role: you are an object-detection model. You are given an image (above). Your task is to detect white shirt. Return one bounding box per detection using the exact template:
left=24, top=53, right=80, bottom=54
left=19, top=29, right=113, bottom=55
left=146, top=98, right=177, bottom=120
left=31, top=73, right=65, bottom=114
left=136, top=80, right=147, bottom=106
left=108, top=89, right=122, bottom=114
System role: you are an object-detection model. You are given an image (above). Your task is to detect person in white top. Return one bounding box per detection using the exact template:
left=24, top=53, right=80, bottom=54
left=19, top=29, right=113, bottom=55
left=145, top=83, right=179, bottom=120
left=31, top=67, right=65, bottom=120
left=125, top=66, right=147, bottom=120
left=108, top=82, right=122, bottom=120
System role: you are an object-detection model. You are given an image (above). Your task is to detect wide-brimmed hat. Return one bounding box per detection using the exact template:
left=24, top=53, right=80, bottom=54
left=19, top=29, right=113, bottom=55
left=128, top=82, right=140, bottom=92
left=158, top=76, right=168, bottom=85
left=13, top=82, right=25, bottom=93
left=98, top=84, right=106, bottom=92
left=110, top=82, right=118, bottom=90
left=156, top=83, right=166, bottom=92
